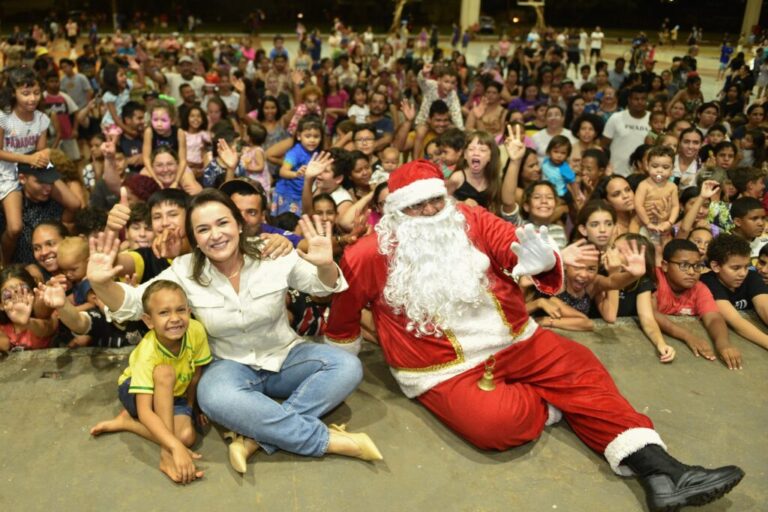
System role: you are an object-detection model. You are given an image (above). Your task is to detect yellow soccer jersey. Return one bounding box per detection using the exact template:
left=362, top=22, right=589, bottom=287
left=118, top=319, right=212, bottom=397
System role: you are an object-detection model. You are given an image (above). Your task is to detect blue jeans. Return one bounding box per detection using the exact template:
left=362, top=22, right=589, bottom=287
left=197, top=342, right=363, bottom=456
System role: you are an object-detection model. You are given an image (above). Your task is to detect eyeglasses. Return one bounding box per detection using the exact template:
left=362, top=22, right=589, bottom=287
left=404, top=196, right=445, bottom=214
left=668, top=261, right=707, bottom=273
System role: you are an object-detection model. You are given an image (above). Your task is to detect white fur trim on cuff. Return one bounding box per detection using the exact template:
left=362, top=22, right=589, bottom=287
left=324, top=335, right=363, bottom=356
left=385, top=178, right=447, bottom=213
left=604, top=427, right=667, bottom=476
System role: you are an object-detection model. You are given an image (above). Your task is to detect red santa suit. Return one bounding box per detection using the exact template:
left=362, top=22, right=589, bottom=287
left=324, top=161, right=666, bottom=475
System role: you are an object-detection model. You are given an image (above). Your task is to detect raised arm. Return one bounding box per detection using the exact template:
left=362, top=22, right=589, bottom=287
left=501, top=124, right=525, bottom=213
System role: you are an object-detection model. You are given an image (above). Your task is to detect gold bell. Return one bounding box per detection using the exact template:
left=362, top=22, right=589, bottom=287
left=477, top=355, right=496, bottom=392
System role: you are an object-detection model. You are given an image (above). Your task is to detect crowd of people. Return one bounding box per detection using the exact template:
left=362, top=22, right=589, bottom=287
left=0, top=16, right=765, bottom=510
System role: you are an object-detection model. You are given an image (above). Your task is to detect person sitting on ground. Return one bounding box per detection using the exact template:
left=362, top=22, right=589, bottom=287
left=701, top=233, right=768, bottom=350
left=88, top=280, right=211, bottom=484
left=653, top=239, right=742, bottom=370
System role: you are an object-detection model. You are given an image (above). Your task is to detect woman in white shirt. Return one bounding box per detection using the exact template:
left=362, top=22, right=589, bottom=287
left=87, top=189, right=382, bottom=474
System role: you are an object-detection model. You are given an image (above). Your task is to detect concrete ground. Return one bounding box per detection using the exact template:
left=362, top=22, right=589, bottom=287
left=0, top=315, right=766, bottom=512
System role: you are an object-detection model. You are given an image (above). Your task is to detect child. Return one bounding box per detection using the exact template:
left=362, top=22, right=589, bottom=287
left=730, top=166, right=766, bottom=201
left=756, top=242, right=768, bottom=285
left=90, top=280, right=211, bottom=484
left=117, top=101, right=146, bottom=173
left=730, top=196, right=767, bottom=259
left=434, top=127, right=465, bottom=178
left=574, top=200, right=616, bottom=254
left=300, top=148, right=354, bottom=218
left=240, top=123, right=269, bottom=196
left=346, top=150, right=373, bottom=201
left=688, top=227, right=715, bottom=267
left=0, top=67, right=51, bottom=264
left=541, top=135, right=579, bottom=202
left=702, top=233, right=768, bottom=349
left=273, top=115, right=323, bottom=216
left=42, top=70, right=81, bottom=161
left=142, top=101, right=192, bottom=189
left=286, top=85, right=323, bottom=136
left=100, top=61, right=143, bottom=136
left=347, top=86, right=370, bottom=124
left=698, top=125, right=727, bottom=162
left=579, top=148, right=607, bottom=199
left=413, top=63, right=463, bottom=155
left=0, top=265, right=55, bottom=352
left=370, top=146, right=400, bottom=185
left=57, top=236, right=94, bottom=308
left=202, top=123, right=246, bottom=189
left=654, top=239, right=742, bottom=369
left=507, top=181, right=568, bottom=249
left=634, top=145, right=680, bottom=247
left=447, top=131, right=502, bottom=212
left=644, top=111, right=667, bottom=145
left=82, top=133, right=105, bottom=190
left=180, top=105, right=209, bottom=179
left=122, top=202, right=154, bottom=251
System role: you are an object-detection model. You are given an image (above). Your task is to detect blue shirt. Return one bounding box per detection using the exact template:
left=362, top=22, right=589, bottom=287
left=261, top=223, right=302, bottom=247
left=541, top=157, right=575, bottom=197
left=275, top=143, right=315, bottom=199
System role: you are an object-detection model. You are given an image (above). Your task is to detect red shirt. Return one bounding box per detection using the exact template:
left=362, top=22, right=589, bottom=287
left=654, top=268, right=719, bottom=318
left=1, top=323, right=51, bottom=350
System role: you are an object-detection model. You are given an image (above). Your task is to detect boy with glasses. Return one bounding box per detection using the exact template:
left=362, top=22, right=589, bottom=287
left=653, top=239, right=742, bottom=369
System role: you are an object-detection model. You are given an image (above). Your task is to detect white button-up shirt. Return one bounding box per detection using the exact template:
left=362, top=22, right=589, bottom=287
left=109, top=250, right=348, bottom=372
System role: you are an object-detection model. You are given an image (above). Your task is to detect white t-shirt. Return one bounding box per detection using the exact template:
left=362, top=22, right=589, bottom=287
left=330, top=186, right=353, bottom=206
left=0, top=110, right=51, bottom=180
left=531, top=128, right=577, bottom=162
left=165, top=72, right=205, bottom=103
left=590, top=31, right=604, bottom=50
left=604, top=110, right=650, bottom=177
left=579, top=32, right=588, bottom=50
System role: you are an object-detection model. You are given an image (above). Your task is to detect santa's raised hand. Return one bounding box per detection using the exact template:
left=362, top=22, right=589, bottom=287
left=510, top=224, right=557, bottom=281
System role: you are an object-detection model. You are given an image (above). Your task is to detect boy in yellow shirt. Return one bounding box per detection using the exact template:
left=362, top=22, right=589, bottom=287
left=90, top=280, right=212, bottom=484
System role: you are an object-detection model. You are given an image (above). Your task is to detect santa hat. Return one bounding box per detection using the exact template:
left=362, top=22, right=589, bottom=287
left=384, top=160, right=447, bottom=214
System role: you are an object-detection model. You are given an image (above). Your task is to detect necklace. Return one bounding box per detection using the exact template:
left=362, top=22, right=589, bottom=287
left=225, top=257, right=244, bottom=279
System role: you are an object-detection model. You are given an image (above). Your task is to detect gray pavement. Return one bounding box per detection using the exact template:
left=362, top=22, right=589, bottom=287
left=1, top=315, right=766, bottom=512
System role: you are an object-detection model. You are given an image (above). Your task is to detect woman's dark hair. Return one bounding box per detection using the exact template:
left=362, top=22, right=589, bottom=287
left=746, top=128, right=767, bottom=168
left=180, top=105, right=208, bottom=131
left=571, top=113, right=605, bottom=140
left=629, top=144, right=651, bottom=170
left=32, top=219, right=69, bottom=241
left=312, top=193, right=337, bottom=211
left=258, top=95, right=283, bottom=121
left=0, top=66, right=39, bottom=110
left=590, top=174, right=633, bottom=202
left=101, top=63, right=122, bottom=95
left=185, top=189, right=262, bottom=286
left=373, top=181, right=389, bottom=212
left=571, top=200, right=617, bottom=243
left=515, top=148, right=540, bottom=190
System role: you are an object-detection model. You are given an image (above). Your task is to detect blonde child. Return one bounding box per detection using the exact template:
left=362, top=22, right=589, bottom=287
left=57, top=236, right=94, bottom=309
left=0, top=67, right=51, bottom=263
left=89, top=280, right=211, bottom=485
left=634, top=145, right=680, bottom=247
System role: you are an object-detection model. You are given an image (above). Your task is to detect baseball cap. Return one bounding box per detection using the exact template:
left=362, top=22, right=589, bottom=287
left=219, top=177, right=265, bottom=198
left=17, top=162, right=61, bottom=184
left=178, top=55, right=194, bottom=64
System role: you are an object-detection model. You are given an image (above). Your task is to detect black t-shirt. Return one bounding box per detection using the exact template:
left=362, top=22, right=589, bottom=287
left=119, top=134, right=144, bottom=173
left=700, top=270, right=768, bottom=311
left=617, top=276, right=657, bottom=317
left=132, top=247, right=172, bottom=284
left=85, top=308, right=147, bottom=348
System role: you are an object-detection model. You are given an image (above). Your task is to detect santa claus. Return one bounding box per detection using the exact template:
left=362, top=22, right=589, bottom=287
left=324, top=160, right=743, bottom=511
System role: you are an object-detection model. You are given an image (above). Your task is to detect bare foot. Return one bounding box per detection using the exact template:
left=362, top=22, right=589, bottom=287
left=90, top=410, right=133, bottom=436
left=159, top=449, right=203, bottom=484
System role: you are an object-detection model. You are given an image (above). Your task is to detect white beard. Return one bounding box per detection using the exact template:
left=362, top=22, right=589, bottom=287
left=376, top=199, right=491, bottom=337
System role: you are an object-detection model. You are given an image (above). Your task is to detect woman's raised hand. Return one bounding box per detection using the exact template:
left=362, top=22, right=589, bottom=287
left=504, top=124, right=526, bottom=161
left=617, top=238, right=647, bottom=277
left=700, top=180, right=720, bottom=199
left=88, top=231, right=125, bottom=285
left=296, top=214, right=334, bottom=267
left=304, top=152, right=335, bottom=180
left=35, top=275, right=68, bottom=309
left=217, top=139, right=239, bottom=170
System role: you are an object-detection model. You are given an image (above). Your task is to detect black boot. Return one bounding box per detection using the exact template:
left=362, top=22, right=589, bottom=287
left=622, top=444, right=744, bottom=512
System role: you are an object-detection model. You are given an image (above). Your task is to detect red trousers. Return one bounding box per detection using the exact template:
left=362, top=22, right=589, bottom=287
left=417, top=327, right=653, bottom=454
